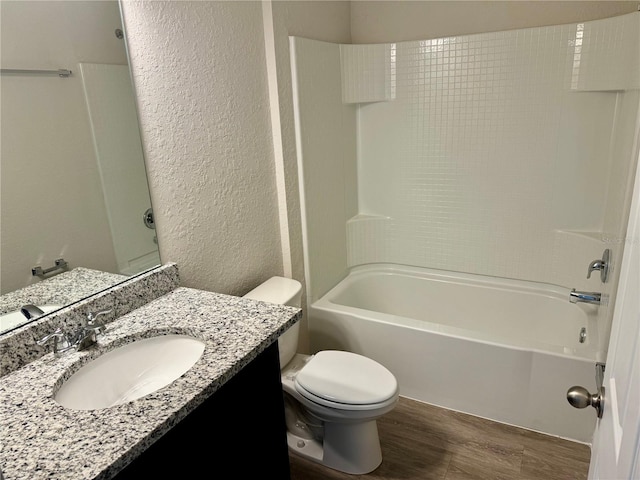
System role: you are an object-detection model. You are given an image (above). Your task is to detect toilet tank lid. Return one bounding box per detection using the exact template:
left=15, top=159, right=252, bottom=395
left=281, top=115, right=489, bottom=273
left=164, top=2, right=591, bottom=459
left=243, top=276, right=302, bottom=306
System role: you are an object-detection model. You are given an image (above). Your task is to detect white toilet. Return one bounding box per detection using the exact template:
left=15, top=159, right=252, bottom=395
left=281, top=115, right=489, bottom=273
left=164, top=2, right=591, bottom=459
left=243, top=276, right=399, bottom=475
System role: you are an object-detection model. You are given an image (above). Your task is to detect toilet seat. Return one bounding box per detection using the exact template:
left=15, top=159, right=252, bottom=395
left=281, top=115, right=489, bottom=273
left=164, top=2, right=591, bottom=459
left=294, top=350, right=398, bottom=411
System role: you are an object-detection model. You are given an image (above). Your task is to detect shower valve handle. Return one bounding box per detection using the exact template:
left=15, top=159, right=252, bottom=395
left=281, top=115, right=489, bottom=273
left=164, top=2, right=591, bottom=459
left=587, top=249, right=610, bottom=283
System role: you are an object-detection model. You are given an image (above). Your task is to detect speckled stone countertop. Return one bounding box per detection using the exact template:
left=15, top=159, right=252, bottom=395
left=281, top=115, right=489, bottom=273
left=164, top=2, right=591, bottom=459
left=0, top=268, right=127, bottom=316
left=1, top=264, right=179, bottom=377
left=0, top=287, right=301, bottom=480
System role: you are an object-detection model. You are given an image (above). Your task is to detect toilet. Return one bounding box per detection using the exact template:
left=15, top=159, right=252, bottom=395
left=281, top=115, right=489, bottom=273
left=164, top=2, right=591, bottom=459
left=243, top=276, right=399, bottom=475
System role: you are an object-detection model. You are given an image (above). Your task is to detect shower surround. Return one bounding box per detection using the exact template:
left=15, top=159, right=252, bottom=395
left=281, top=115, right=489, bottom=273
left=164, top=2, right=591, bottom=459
left=292, top=12, right=640, bottom=354
left=291, top=12, right=640, bottom=441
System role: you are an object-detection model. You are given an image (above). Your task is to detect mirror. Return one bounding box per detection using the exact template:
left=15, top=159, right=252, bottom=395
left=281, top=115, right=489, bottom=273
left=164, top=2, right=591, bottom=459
left=0, top=0, right=160, bottom=334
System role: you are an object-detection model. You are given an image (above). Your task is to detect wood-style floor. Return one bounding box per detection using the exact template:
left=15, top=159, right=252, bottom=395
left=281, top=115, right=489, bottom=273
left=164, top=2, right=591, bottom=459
left=289, top=396, right=591, bottom=480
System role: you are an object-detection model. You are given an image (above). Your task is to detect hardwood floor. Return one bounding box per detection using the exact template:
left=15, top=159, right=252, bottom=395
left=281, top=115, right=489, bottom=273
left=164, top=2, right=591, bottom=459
left=289, top=396, right=591, bottom=480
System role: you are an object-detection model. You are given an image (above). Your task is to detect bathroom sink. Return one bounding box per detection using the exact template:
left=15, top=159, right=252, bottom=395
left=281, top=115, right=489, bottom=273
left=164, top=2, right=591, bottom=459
left=54, top=334, right=205, bottom=410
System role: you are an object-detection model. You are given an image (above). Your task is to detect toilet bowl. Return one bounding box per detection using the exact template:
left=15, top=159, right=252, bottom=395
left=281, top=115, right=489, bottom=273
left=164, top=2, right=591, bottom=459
left=243, top=276, right=399, bottom=475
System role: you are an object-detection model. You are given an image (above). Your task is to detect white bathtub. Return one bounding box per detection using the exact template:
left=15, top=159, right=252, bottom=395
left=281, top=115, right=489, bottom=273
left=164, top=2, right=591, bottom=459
left=308, top=264, right=600, bottom=443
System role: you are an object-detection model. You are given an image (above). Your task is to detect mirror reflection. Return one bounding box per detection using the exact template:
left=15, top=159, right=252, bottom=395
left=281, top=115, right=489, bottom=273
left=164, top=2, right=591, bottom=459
left=0, top=0, right=160, bottom=334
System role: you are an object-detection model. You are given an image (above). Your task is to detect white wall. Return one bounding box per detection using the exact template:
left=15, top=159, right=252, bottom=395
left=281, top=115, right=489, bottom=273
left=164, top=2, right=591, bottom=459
left=290, top=37, right=358, bottom=303
left=350, top=1, right=639, bottom=44
left=0, top=0, right=126, bottom=294
left=79, top=63, right=160, bottom=275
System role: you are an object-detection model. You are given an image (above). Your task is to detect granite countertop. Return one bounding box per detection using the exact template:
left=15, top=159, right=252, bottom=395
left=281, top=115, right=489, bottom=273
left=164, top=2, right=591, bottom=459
left=0, top=268, right=128, bottom=316
left=0, top=286, right=301, bottom=480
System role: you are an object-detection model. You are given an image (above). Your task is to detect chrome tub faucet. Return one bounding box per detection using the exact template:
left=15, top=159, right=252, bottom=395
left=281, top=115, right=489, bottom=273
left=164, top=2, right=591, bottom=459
left=569, top=289, right=601, bottom=305
left=570, top=250, right=608, bottom=305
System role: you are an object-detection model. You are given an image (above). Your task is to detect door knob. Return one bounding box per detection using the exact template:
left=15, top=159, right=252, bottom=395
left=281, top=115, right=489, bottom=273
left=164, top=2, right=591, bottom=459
left=567, top=385, right=604, bottom=418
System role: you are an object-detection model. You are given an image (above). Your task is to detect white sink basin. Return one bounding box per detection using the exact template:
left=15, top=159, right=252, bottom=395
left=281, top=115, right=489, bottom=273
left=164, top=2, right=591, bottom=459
left=54, top=334, right=205, bottom=410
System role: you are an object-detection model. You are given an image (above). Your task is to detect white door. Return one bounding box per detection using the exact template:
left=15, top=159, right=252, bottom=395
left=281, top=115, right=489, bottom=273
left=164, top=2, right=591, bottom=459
left=588, top=147, right=640, bottom=479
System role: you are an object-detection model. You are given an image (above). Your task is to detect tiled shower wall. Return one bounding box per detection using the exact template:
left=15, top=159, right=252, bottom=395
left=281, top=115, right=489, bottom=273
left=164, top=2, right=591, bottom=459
left=292, top=13, right=640, bottom=308
left=349, top=13, right=639, bottom=288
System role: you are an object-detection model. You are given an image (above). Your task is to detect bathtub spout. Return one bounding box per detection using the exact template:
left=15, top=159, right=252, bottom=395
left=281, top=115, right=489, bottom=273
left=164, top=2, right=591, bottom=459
left=569, top=289, right=601, bottom=305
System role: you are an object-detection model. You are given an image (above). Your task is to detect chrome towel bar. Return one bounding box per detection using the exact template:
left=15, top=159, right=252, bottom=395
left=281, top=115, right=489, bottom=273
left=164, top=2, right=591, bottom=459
left=32, top=258, right=68, bottom=277
left=1, top=68, right=72, bottom=77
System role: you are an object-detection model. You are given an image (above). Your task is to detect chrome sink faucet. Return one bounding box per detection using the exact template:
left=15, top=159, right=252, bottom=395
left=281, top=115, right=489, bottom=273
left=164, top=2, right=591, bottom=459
left=569, top=289, right=601, bottom=305
left=76, top=309, right=111, bottom=351
left=20, top=304, right=44, bottom=320
left=36, top=328, right=75, bottom=356
left=36, top=309, right=112, bottom=355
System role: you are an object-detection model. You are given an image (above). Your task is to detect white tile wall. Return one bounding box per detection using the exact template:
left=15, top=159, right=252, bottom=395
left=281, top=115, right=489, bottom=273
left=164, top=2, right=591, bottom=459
left=346, top=214, right=391, bottom=265
left=292, top=13, right=640, bottom=357
left=340, top=43, right=396, bottom=103
left=571, top=13, right=640, bottom=91
left=350, top=13, right=640, bottom=288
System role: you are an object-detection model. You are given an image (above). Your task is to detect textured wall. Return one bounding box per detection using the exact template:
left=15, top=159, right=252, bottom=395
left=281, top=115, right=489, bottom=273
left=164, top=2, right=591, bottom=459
left=121, top=0, right=283, bottom=295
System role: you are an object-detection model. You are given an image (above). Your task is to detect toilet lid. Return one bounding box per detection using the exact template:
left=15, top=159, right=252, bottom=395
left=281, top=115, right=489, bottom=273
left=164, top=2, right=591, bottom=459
left=295, top=350, right=398, bottom=405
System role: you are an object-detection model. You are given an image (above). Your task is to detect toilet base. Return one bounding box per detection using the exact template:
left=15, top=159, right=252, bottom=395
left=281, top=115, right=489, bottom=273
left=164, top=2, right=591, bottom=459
left=287, top=419, right=383, bottom=475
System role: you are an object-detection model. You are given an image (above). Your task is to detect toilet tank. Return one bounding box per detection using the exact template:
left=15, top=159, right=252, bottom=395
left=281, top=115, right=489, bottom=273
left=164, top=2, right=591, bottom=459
left=243, top=276, right=302, bottom=368
left=243, top=276, right=302, bottom=307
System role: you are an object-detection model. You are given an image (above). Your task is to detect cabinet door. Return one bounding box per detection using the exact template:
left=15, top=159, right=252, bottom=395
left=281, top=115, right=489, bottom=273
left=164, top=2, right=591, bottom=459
left=114, top=342, right=291, bottom=479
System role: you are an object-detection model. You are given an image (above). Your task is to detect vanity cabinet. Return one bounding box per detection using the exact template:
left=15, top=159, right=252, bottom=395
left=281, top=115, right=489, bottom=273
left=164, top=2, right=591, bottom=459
left=114, top=342, right=290, bottom=479
left=1, top=283, right=300, bottom=480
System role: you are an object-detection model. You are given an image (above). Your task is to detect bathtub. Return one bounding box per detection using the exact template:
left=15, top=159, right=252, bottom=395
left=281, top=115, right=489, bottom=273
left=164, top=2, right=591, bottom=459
left=307, top=264, right=600, bottom=443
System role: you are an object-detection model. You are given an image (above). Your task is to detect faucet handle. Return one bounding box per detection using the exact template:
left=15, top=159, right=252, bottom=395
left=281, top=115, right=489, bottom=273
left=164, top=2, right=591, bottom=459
left=84, top=309, right=112, bottom=334
left=36, top=328, right=73, bottom=354
left=586, top=261, right=603, bottom=278
left=587, top=249, right=610, bottom=283
left=86, top=309, right=112, bottom=322
left=36, top=327, right=63, bottom=345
